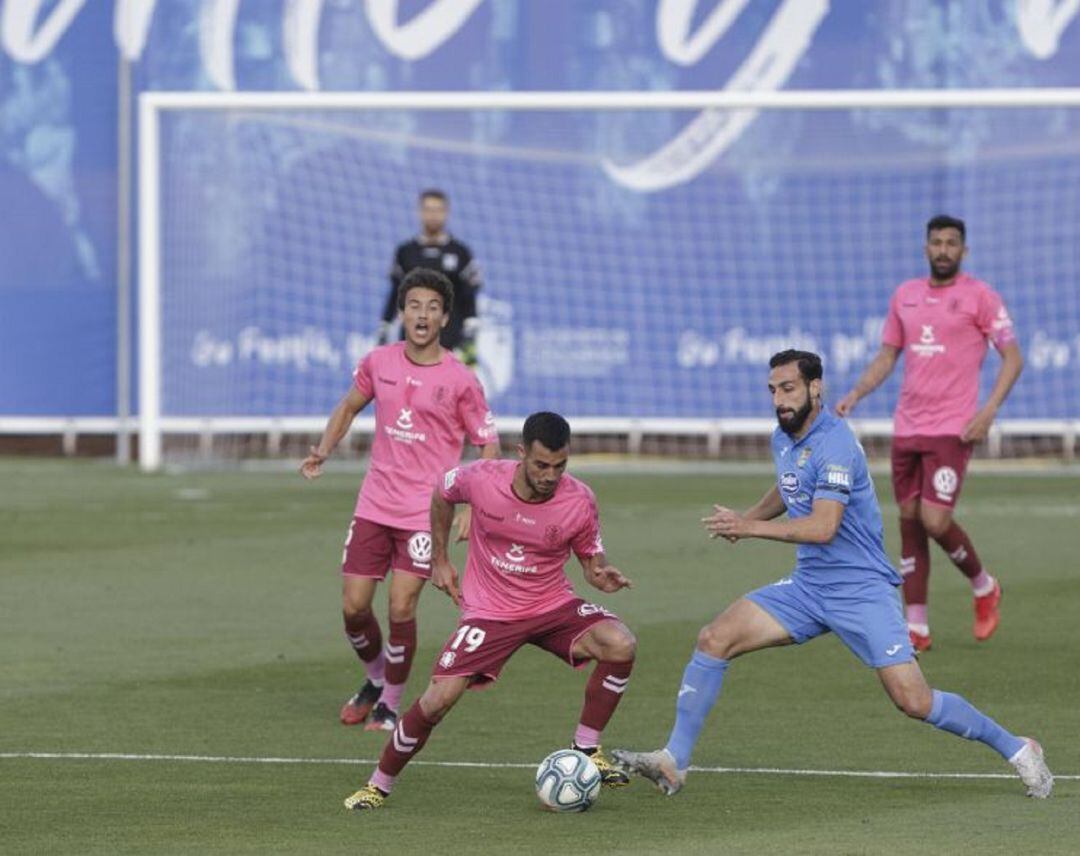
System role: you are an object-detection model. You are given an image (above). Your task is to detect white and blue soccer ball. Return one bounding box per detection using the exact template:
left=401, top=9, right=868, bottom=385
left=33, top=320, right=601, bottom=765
left=534, top=749, right=601, bottom=812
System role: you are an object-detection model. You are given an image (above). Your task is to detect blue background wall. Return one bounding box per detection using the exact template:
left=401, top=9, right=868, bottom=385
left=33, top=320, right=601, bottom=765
left=2, top=1, right=1079, bottom=418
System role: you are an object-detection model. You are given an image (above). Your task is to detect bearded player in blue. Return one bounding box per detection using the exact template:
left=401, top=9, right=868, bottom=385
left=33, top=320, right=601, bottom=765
left=614, top=350, right=1051, bottom=799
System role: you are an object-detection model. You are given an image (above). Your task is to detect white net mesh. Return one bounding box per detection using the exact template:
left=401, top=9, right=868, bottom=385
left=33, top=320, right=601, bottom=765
left=149, top=103, right=1080, bottom=463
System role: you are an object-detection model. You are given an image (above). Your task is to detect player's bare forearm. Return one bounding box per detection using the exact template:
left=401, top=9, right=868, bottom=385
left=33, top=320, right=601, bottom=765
left=743, top=485, right=786, bottom=521
left=300, top=387, right=369, bottom=478
left=839, top=346, right=899, bottom=413
left=985, top=341, right=1024, bottom=411
left=430, top=491, right=457, bottom=561
left=580, top=553, right=632, bottom=593
left=707, top=499, right=843, bottom=545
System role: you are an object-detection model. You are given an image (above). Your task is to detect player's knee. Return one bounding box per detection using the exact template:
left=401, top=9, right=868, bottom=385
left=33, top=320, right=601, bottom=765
left=696, top=623, right=734, bottom=659
left=342, top=605, right=373, bottom=629
left=419, top=681, right=463, bottom=721
left=387, top=597, right=419, bottom=623
left=919, top=509, right=951, bottom=539
left=603, top=628, right=636, bottom=664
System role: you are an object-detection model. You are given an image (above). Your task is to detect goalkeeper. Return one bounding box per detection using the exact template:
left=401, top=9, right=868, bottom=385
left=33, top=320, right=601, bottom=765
left=378, top=188, right=482, bottom=366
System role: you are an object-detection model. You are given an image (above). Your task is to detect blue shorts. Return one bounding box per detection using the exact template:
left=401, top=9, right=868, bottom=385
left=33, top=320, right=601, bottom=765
left=746, top=573, right=914, bottom=669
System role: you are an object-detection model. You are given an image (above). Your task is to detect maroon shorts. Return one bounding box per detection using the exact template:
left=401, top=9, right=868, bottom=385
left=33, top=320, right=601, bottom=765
left=431, top=599, right=621, bottom=688
left=340, top=516, right=432, bottom=580
left=890, top=435, right=973, bottom=509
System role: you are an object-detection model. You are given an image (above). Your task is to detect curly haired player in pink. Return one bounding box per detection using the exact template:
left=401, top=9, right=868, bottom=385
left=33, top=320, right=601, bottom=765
left=301, top=268, right=499, bottom=733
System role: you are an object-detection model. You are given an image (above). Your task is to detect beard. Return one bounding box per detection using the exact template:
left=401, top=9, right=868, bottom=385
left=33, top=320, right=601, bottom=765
left=776, top=394, right=814, bottom=435
left=929, top=257, right=960, bottom=281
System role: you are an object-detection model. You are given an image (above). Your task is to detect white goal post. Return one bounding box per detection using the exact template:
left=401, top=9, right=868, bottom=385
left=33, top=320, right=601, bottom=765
left=137, top=88, right=1080, bottom=471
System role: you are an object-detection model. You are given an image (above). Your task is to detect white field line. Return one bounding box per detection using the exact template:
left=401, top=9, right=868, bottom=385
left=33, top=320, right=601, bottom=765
left=0, top=751, right=1076, bottom=781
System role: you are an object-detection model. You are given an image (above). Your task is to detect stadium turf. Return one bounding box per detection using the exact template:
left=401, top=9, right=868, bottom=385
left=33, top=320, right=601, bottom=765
left=2, top=458, right=1077, bottom=854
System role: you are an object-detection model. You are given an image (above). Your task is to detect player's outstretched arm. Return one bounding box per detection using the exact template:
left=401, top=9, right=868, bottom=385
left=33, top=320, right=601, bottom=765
left=705, top=499, right=844, bottom=545
left=430, top=490, right=462, bottom=606
left=299, top=386, right=370, bottom=479
left=962, top=341, right=1023, bottom=443
left=836, top=345, right=900, bottom=416
left=580, top=553, right=632, bottom=593
left=702, top=486, right=785, bottom=543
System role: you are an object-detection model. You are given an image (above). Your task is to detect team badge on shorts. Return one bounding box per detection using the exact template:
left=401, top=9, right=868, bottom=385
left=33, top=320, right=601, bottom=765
left=932, top=466, right=958, bottom=501
left=439, top=651, right=456, bottom=669
left=408, top=532, right=433, bottom=566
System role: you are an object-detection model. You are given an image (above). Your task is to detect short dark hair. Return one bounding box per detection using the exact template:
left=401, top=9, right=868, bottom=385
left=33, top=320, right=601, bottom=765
left=419, top=188, right=448, bottom=204
left=769, top=349, right=823, bottom=383
left=397, top=268, right=454, bottom=313
left=522, top=412, right=571, bottom=452
left=926, top=214, right=965, bottom=241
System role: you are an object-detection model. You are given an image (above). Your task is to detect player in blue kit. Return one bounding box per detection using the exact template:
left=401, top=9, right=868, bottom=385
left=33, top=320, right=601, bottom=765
left=614, top=350, right=1052, bottom=799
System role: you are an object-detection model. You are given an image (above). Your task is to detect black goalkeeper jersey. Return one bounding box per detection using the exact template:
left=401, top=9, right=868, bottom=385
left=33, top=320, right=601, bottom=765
left=381, top=234, right=482, bottom=349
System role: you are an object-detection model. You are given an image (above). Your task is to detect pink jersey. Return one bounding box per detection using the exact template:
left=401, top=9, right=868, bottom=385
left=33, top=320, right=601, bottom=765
left=352, top=343, right=498, bottom=530
left=882, top=273, right=1017, bottom=437
left=439, top=459, right=605, bottom=621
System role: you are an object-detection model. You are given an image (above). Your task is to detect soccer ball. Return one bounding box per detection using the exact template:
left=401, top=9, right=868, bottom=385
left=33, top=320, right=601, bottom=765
left=534, top=749, right=601, bottom=812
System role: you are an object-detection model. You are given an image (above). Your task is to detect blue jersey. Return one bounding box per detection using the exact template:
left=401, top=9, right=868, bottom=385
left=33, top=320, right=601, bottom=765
left=770, top=408, right=900, bottom=585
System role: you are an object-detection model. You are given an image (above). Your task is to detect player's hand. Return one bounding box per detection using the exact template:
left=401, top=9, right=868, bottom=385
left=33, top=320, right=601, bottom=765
left=432, top=556, right=462, bottom=607
left=961, top=406, right=996, bottom=443
left=586, top=563, right=632, bottom=593
left=835, top=391, right=859, bottom=417
left=299, top=446, right=327, bottom=480
left=702, top=505, right=748, bottom=542
left=452, top=506, right=472, bottom=542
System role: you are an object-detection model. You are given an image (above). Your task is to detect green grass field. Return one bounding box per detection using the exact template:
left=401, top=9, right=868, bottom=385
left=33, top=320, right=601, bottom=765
left=2, top=458, right=1078, bottom=855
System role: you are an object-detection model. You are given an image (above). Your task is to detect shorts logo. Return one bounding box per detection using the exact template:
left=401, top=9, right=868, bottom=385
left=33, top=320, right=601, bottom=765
left=780, top=472, right=799, bottom=494
left=578, top=602, right=616, bottom=618
left=932, top=466, right=958, bottom=499
left=444, top=468, right=459, bottom=491
left=506, top=543, right=526, bottom=562
left=408, top=532, right=433, bottom=563
left=439, top=650, right=456, bottom=669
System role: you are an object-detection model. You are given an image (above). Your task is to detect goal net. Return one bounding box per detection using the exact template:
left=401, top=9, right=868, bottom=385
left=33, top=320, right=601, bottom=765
left=138, top=91, right=1080, bottom=469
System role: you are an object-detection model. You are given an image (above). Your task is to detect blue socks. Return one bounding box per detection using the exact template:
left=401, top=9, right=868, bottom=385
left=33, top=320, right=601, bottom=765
left=926, top=689, right=1025, bottom=760
left=664, top=650, right=729, bottom=770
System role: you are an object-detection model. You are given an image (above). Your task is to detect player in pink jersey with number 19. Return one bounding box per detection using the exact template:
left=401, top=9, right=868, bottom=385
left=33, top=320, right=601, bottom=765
left=837, top=215, right=1024, bottom=652
left=300, top=268, right=500, bottom=733
left=344, top=412, right=637, bottom=811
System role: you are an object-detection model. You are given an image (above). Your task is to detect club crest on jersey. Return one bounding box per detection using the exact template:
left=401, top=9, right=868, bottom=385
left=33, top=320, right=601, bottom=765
left=796, top=447, right=812, bottom=467
left=544, top=524, right=562, bottom=547
left=442, top=253, right=459, bottom=271
left=780, top=472, right=800, bottom=494
left=408, top=532, right=432, bottom=564
left=434, top=385, right=447, bottom=403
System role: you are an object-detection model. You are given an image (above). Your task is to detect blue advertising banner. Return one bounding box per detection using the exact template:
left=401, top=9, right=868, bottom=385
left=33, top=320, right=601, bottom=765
left=3, top=1, right=1079, bottom=420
